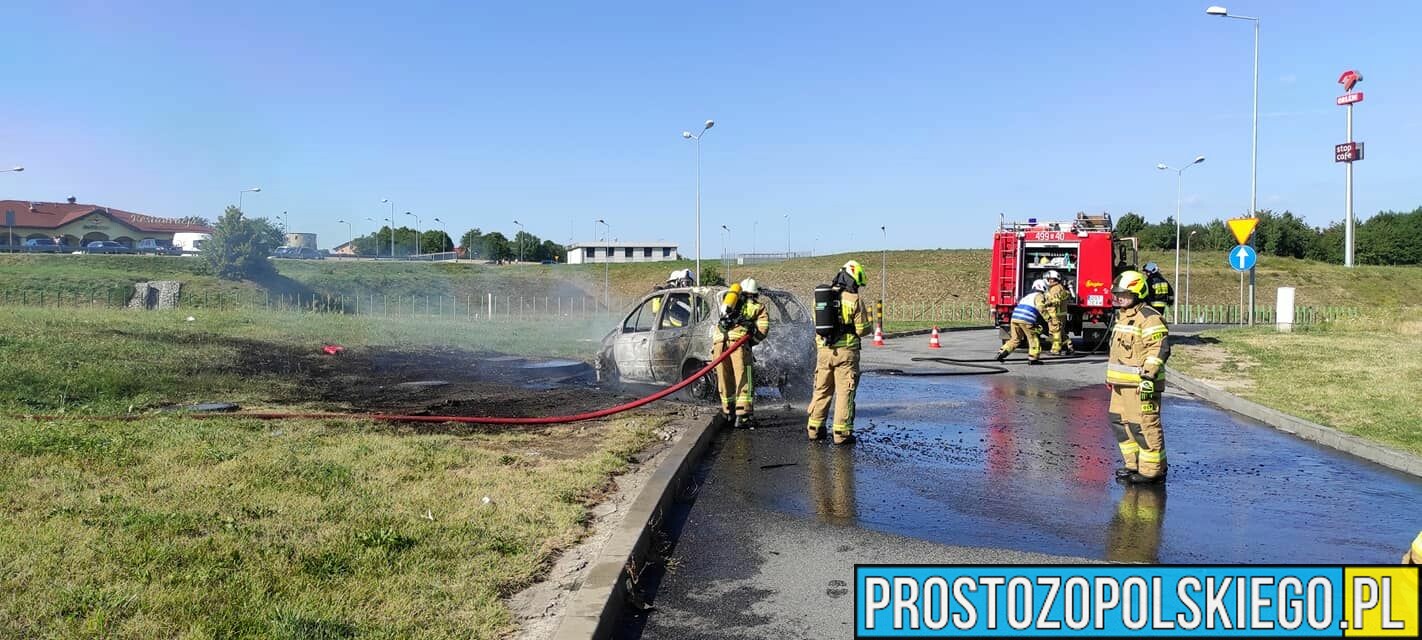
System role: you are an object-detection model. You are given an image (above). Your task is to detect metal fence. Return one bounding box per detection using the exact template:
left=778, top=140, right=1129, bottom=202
left=876, top=298, right=1359, bottom=327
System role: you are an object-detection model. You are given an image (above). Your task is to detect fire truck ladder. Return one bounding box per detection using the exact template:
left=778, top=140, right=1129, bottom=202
left=997, top=241, right=1018, bottom=303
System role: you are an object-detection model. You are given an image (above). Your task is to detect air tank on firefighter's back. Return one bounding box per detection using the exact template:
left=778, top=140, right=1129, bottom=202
left=814, top=284, right=841, bottom=336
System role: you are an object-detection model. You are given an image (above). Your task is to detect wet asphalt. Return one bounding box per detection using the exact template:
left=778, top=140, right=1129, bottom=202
left=619, top=329, right=1422, bottom=639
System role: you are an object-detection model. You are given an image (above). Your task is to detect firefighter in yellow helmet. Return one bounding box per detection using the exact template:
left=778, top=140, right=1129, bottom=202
left=1404, top=531, right=1422, bottom=564
left=1106, top=270, right=1172, bottom=484
left=1042, top=270, right=1074, bottom=355
left=1142, top=262, right=1174, bottom=318
left=712, top=278, right=770, bottom=428
left=807, top=260, right=874, bottom=444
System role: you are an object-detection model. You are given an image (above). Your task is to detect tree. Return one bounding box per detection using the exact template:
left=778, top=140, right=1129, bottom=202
left=1115, top=212, right=1146, bottom=238
left=202, top=206, right=283, bottom=281
left=479, top=232, right=512, bottom=262
left=459, top=228, right=483, bottom=255
left=700, top=264, right=725, bottom=286
left=420, top=230, right=453, bottom=254
left=539, top=240, right=564, bottom=263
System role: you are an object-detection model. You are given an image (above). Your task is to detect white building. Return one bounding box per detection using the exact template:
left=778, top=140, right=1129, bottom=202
left=567, top=241, right=679, bottom=264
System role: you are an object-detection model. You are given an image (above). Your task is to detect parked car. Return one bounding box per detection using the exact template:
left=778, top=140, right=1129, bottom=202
left=84, top=240, right=134, bottom=254
left=270, top=247, right=294, bottom=259
left=136, top=239, right=182, bottom=256
left=22, top=238, right=68, bottom=253
left=595, top=286, right=815, bottom=402
left=270, top=247, right=324, bottom=260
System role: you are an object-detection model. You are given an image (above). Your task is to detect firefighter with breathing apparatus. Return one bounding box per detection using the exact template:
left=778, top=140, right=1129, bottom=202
left=807, top=260, right=874, bottom=444
left=1142, top=262, right=1174, bottom=318
left=996, top=279, right=1048, bottom=365
left=712, top=278, right=770, bottom=428
left=651, top=268, right=695, bottom=324
left=1106, top=270, right=1171, bottom=484
left=1042, top=270, right=1074, bottom=355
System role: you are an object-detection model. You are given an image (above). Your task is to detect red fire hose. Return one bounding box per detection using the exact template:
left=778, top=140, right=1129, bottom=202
left=13, top=335, right=749, bottom=426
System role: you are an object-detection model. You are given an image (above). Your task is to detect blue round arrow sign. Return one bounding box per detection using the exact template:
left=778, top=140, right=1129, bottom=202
left=1229, top=245, right=1257, bottom=272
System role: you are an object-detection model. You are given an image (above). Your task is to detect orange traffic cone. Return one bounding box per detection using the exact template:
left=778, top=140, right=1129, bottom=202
left=928, top=327, right=941, bottom=349
left=872, top=325, right=885, bottom=347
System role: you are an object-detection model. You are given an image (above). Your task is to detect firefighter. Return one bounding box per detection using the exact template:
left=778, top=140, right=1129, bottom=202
left=1042, top=270, right=1074, bottom=355
left=807, top=260, right=874, bottom=444
left=1142, top=263, right=1174, bottom=317
left=1404, top=531, right=1422, bottom=565
left=711, top=278, right=770, bottom=428
left=1106, top=270, right=1171, bottom=484
left=996, top=279, right=1048, bottom=365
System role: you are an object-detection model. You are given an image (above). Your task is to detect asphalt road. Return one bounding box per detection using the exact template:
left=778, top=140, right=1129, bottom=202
left=619, top=329, right=1422, bottom=639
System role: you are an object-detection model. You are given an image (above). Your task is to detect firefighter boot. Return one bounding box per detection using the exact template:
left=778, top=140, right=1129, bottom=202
left=807, top=425, right=823, bottom=440
left=737, top=413, right=757, bottom=430
left=832, top=429, right=855, bottom=445
left=995, top=350, right=1009, bottom=363
left=1126, top=472, right=1166, bottom=485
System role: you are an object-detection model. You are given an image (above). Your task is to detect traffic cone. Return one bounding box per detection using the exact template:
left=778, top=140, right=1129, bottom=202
left=928, top=327, right=941, bottom=349
left=872, top=325, right=885, bottom=347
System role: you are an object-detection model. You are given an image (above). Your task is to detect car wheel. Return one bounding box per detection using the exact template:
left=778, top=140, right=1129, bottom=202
left=683, top=360, right=718, bottom=403
left=596, top=353, right=619, bottom=385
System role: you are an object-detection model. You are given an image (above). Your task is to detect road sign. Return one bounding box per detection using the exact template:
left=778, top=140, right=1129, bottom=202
left=1229, top=245, right=1257, bottom=272
left=1335, top=142, right=1365, bottom=163
left=1336, top=92, right=1364, bottom=106
left=4, top=210, right=13, bottom=227
left=1226, top=218, right=1259, bottom=244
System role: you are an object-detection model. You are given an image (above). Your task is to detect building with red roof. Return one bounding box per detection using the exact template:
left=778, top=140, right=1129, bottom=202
left=1, top=198, right=214, bottom=250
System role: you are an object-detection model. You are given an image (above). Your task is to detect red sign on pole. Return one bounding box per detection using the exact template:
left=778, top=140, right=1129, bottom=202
left=1338, top=70, right=1363, bottom=92
left=1336, top=92, right=1364, bottom=106
left=1335, top=142, right=1364, bottom=163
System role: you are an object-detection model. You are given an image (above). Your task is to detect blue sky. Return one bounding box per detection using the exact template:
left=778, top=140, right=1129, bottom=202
left=4, top=1, right=1419, bottom=254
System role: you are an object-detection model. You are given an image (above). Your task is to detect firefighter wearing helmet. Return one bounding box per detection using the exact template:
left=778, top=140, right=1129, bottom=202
left=712, top=278, right=770, bottom=428
left=806, top=260, right=874, bottom=444
left=1142, top=263, right=1174, bottom=317
left=1042, top=270, right=1074, bottom=355
left=996, top=279, right=1048, bottom=365
left=1106, top=270, right=1172, bottom=484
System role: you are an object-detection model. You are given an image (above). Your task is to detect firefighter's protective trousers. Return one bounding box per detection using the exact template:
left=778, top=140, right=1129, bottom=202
left=808, top=290, right=872, bottom=436
left=1045, top=282, right=1071, bottom=352
left=1001, top=321, right=1041, bottom=360
left=713, top=300, right=769, bottom=417
left=1106, top=304, right=1171, bottom=478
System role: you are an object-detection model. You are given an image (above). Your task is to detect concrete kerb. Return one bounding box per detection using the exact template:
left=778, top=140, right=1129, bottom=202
left=551, top=415, right=721, bottom=640
left=1166, top=366, right=1422, bottom=478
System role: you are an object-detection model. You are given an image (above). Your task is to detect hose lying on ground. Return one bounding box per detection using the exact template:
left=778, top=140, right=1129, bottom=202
left=11, top=336, right=751, bottom=426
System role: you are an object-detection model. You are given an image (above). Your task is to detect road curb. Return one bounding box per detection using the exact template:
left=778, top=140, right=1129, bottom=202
left=1166, top=366, right=1422, bottom=478
left=551, top=415, right=721, bottom=640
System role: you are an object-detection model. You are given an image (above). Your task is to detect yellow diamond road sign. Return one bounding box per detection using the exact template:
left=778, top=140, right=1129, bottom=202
left=1227, top=218, right=1259, bottom=245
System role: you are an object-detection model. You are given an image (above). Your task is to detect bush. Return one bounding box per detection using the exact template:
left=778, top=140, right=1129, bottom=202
left=201, top=206, right=284, bottom=281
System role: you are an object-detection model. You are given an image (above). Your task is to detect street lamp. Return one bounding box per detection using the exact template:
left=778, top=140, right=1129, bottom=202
left=4, top=167, right=20, bottom=249
left=433, top=217, right=448, bottom=256
left=364, top=217, right=377, bottom=257
left=880, top=225, right=888, bottom=325
left=720, top=224, right=732, bottom=281
left=681, top=119, right=715, bottom=285
left=596, top=219, right=610, bottom=311
left=513, top=220, right=525, bottom=262
left=336, top=219, right=353, bottom=254
left=1207, top=5, right=1260, bottom=324
left=381, top=198, right=395, bottom=258
left=2, top=166, right=22, bottom=173
left=1187, top=230, right=1199, bottom=318
left=784, top=213, right=791, bottom=257
left=1156, top=155, right=1205, bottom=324
left=405, top=211, right=421, bottom=257
left=238, top=187, right=260, bottom=213
left=752, top=220, right=757, bottom=256
left=281, top=210, right=290, bottom=234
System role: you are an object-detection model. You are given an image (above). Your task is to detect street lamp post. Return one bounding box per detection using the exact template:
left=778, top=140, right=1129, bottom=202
left=405, top=212, right=421, bottom=257
left=513, top=220, right=525, bottom=263
left=336, top=219, right=353, bottom=254
left=596, top=219, right=610, bottom=311
left=238, top=187, right=261, bottom=213
left=381, top=198, right=395, bottom=258
left=364, top=217, right=377, bottom=256
left=1156, top=155, right=1206, bottom=324
left=681, top=119, right=715, bottom=285
left=433, top=217, right=448, bottom=257
left=1187, top=230, right=1198, bottom=318
left=752, top=220, right=757, bottom=257
left=720, top=224, right=732, bottom=281
left=784, top=213, right=791, bottom=257
left=4, top=167, right=21, bottom=250
left=281, top=210, right=290, bottom=234
left=880, top=225, right=888, bottom=325
left=1207, top=5, right=1260, bottom=325
left=2, top=166, right=22, bottom=173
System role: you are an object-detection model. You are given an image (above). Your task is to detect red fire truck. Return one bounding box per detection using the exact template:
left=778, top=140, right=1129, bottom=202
left=988, top=213, right=1138, bottom=348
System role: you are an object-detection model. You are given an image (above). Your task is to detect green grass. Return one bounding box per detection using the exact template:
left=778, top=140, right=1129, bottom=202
left=0, top=306, right=662, bottom=638
left=1170, top=311, right=1422, bottom=456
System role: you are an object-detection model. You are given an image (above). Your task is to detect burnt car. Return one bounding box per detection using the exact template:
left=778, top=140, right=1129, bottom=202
left=595, top=285, right=815, bottom=403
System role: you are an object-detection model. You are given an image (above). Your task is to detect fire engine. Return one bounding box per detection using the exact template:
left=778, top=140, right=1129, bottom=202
left=989, top=213, right=1138, bottom=348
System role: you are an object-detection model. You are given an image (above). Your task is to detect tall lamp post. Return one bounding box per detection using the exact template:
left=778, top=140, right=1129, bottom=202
left=720, top=224, right=732, bottom=281
left=364, top=217, right=377, bottom=256
left=405, top=211, right=421, bottom=257
left=784, top=213, right=791, bottom=257
left=238, top=187, right=260, bottom=213
left=1186, top=230, right=1198, bottom=318
left=281, top=210, right=290, bottom=234
left=1207, top=5, right=1260, bottom=325
left=513, top=220, right=525, bottom=262
left=336, top=219, right=353, bottom=254
left=1156, top=155, right=1205, bottom=324
left=381, top=198, right=396, bottom=258
left=596, top=219, right=610, bottom=310
left=681, top=119, right=715, bottom=285
left=2, top=166, right=22, bottom=173
left=433, top=217, right=448, bottom=256
left=4, top=167, right=21, bottom=249
left=880, top=225, right=888, bottom=325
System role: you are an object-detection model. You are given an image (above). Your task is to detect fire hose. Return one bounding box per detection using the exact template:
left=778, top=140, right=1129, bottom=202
left=13, top=335, right=751, bottom=426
